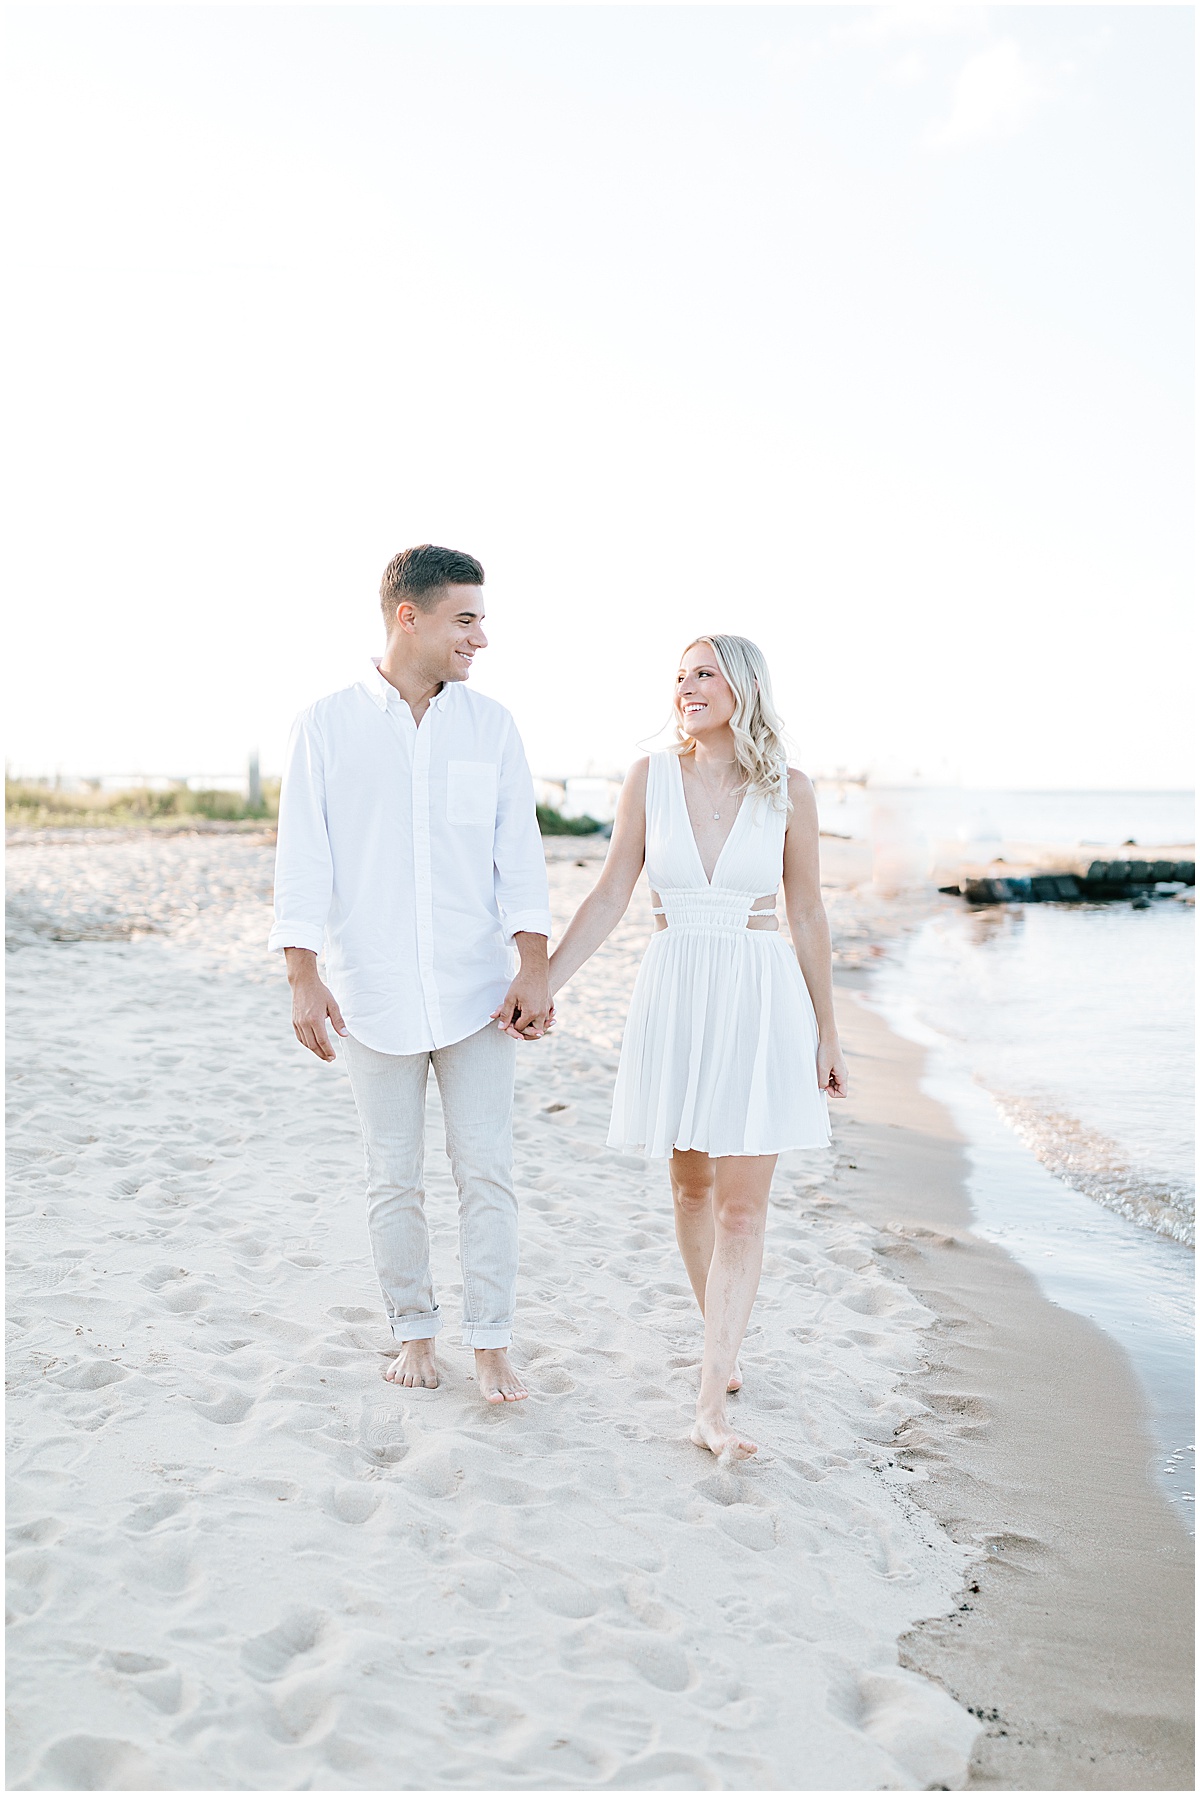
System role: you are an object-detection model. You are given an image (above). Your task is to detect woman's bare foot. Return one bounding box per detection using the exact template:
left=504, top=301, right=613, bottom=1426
left=727, top=1360, right=743, bottom=1394
left=475, top=1347, right=528, bottom=1404
left=384, top=1340, right=438, bottom=1388
left=691, top=1409, right=757, bottom=1459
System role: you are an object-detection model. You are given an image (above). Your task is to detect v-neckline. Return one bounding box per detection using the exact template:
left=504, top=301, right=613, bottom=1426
left=673, top=751, right=747, bottom=888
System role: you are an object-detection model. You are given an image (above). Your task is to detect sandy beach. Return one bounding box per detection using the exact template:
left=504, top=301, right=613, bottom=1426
left=6, top=830, right=1193, bottom=1791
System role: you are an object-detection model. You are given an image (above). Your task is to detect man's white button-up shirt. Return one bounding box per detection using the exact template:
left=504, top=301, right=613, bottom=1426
left=269, top=660, right=552, bottom=1055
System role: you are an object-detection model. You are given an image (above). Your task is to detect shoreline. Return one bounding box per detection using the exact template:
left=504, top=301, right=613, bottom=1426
left=835, top=980, right=1194, bottom=1789
left=4, top=830, right=1194, bottom=1789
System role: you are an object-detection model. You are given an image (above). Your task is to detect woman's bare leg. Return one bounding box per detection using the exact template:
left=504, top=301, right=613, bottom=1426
left=669, top=1149, right=715, bottom=1305
left=690, top=1154, right=776, bottom=1458
left=669, top=1150, right=742, bottom=1392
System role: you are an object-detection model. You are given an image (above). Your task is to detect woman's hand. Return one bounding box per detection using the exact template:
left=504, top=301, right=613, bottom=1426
left=492, top=933, right=553, bottom=1040
left=818, top=1037, right=849, bottom=1099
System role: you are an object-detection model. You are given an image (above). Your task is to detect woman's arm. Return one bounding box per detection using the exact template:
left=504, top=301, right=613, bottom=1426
left=548, top=759, right=650, bottom=996
left=781, top=769, right=849, bottom=1098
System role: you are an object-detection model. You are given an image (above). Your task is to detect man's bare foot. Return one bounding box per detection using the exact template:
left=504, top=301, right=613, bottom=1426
left=727, top=1360, right=743, bottom=1394
left=383, top=1339, right=438, bottom=1388
left=691, top=1409, right=757, bottom=1459
left=475, top=1347, right=528, bottom=1404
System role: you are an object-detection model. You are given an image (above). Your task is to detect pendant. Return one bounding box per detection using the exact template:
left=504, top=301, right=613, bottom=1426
left=713, top=811, right=721, bottom=820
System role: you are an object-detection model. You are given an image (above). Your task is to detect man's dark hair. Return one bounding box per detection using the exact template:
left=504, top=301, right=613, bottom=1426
left=380, top=544, right=484, bottom=626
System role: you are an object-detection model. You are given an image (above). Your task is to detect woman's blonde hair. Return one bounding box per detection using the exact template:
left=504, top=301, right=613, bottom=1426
left=672, top=634, right=790, bottom=808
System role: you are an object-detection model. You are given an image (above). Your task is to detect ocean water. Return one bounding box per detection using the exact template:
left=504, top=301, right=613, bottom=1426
left=842, top=788, right=1194, bottom=1521
left=816, top=786, right=1195, bottom=1246
left=876, top=901, right=1194, bottom=1247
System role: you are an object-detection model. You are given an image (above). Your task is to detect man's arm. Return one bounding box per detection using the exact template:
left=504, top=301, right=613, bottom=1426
left=270, top=713, right=344, bottom=1060
left=490, top=717, right=553, bottom=1040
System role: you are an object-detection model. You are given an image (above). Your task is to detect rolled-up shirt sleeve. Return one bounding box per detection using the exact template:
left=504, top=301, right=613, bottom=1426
left=268, top=710, right=333, bottom=955
left=493, top=716, right=552, bottom=942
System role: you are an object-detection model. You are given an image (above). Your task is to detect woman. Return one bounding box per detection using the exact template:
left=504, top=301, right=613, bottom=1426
left=548, top=634, right=848, bottom=1459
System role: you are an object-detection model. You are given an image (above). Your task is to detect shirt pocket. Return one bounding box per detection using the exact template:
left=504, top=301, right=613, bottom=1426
left=446, top=760, right=499, bottom=828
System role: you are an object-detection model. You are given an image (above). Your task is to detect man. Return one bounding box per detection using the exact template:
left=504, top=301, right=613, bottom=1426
left=269, top=544, right=552, bottom=1404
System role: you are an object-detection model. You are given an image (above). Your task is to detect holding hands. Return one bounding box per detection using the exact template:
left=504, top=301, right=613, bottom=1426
left=491, top=931, right=554, bottom=1041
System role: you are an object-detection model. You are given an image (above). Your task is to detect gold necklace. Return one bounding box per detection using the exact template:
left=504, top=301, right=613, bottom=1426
left=692, top=757, right=745, bottom=822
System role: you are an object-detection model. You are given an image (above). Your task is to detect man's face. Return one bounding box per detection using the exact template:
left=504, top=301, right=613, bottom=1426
left=406, top=584, right=488, bottom=684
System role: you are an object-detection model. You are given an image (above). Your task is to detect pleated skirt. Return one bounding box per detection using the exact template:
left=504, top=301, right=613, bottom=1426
left=607, top=928, right=832, bottom=1159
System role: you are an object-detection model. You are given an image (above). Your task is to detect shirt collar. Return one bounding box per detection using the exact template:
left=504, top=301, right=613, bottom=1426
left=366, top=658, right=452, bottom=713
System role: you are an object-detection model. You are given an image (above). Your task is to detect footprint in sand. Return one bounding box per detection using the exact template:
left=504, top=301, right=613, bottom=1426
left=22, top=1735, right=161, bottom=1792
left=187, top=1387, right=255, bottom=1425
left=578, top=1697, right=656, bottom=1755
left=34, top=1255, right=87, bottom=1290
left=122, top=1492, right=190, bottom=1533
left=359, top=1406, right=408, bottom=1465
left=320, top=1484, right=383, bottom=1525
left=6, top=1549, right=55, bottom=1623
left=104, top=1651, right=169, bottom=1674
left=127, top=1540, right=198, bottom=1597
left=139, top=1264, right=189, bottom=1290
left=264, top=1682, right=337, bottom=1746
left=240, top=1607, right=328, bottom=1682
left=282, top=1237, right=321, bottom=1267
left=531, top=1366, right=576, bottom=1394
left=6, top=1517, right=62, bottom=1547
left=51, top=1360, right=129, bottom=1392
left=565, top=1625, right=692, bottom=1693
left=103, top=1652, right=184, bottom=1714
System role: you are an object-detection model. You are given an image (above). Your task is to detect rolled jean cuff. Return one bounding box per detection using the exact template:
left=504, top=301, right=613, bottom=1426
left=390, top=1312, right=441, bottom=1343
left=461, top=1323, right=513, bottom=1350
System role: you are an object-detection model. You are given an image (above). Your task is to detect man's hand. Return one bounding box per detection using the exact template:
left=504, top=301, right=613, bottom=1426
left=491, top=932, right=553, bottom=1041
left=285, top=947, right=348, bottom=1062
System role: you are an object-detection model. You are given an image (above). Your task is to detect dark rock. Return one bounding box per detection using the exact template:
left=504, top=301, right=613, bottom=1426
left=965, top=876, right=1034, bottom=903
left=958, top=858, right=1191, bottom=906
left=964, top=878, right=1003, bottom=903
left=1030, top=875, right=1080, bottom=901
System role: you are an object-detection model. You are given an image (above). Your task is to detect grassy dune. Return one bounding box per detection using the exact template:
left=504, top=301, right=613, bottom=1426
left=7, top=782, right=601, bottom=835
left=5, top=780, right=279, bottom=829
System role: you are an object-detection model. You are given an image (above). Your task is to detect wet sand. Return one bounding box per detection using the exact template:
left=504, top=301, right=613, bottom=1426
left=833, top=989, right=1194, bottom=1790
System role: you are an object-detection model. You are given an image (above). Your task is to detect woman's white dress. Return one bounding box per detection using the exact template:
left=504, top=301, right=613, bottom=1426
left=607, top=752, right=831, bottom=1160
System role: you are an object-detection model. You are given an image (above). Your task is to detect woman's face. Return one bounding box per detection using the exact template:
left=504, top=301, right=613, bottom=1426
left=675, top=643, right=737, bottom=740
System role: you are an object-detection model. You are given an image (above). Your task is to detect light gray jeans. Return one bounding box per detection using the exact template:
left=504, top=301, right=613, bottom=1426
left=342, top=1022, right=518, bottom=1350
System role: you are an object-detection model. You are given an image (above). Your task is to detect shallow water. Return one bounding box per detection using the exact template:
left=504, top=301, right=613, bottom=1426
left=868, top=872, right=1195, bottom=1518
left=875, top=900, right=1194, bottom=1246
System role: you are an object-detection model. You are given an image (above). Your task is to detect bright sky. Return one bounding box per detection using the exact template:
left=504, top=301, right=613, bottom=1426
left=4, top=4, right=1193, bottom=789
